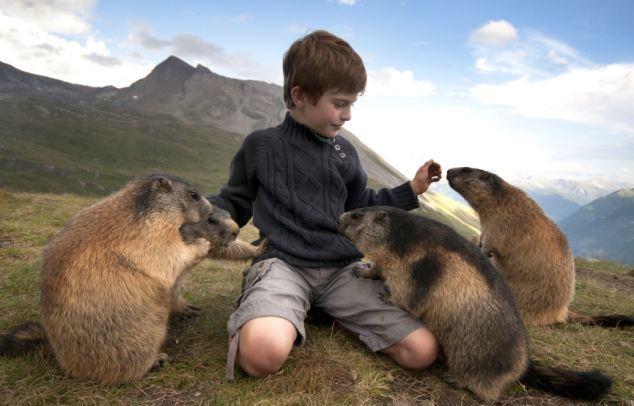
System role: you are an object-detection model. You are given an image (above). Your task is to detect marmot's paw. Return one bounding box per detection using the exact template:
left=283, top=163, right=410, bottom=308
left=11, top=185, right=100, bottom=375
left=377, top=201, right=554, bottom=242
left=352, top=262, right=375, bottom=278
left=150, top=353, right=169, bottom=371
left=378, top=290, right=393, bottom=305
left=439, top=370, right=466, bottom=389
left=174, top=303, right=202, bottom=320
left=210, top=239, right=260, bottom=261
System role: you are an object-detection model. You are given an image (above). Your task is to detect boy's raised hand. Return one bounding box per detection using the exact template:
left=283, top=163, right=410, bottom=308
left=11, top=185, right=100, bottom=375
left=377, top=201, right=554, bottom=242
left=410, top=159, right=442, bottom=195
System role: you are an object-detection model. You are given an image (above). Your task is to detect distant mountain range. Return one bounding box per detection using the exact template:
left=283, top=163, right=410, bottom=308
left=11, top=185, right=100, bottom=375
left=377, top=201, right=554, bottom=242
left=559, top=189, right=634, bottom=265
left=0, top=57, right=479, bottom=238
left=513, top=176, right=633, bottom=222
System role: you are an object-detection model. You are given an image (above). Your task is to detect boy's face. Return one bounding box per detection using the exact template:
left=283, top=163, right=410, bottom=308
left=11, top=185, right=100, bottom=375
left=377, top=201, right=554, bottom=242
left=292, top=88, right=357, bottom=138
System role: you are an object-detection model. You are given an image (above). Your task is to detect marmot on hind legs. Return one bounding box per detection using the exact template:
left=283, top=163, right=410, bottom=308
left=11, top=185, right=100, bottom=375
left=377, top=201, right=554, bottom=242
left=0, top=174, right=258, bottom=383
left=447, top=166, right=633, bottom=328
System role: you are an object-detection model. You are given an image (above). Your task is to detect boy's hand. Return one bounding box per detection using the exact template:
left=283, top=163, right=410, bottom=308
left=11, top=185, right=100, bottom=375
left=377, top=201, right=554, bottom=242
left=410, top=159, right=442, bottom=195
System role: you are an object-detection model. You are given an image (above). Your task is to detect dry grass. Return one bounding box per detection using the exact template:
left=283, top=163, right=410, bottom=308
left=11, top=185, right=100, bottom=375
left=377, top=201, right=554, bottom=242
left=1, top=189, right=633, bottom=405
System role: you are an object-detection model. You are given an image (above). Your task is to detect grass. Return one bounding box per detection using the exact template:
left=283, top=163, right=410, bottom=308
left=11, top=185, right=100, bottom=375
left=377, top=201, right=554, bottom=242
left=575, top=257, right=634, bottom=276
left=1, top=189, right=633, bottom=405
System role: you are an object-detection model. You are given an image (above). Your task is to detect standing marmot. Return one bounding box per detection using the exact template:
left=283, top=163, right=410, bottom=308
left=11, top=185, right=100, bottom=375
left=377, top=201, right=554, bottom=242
left=338, top=206, right=612, bottom=402
left=447, top=167, right=633, bottom=327
left=0, top=174, right=257, bottom=383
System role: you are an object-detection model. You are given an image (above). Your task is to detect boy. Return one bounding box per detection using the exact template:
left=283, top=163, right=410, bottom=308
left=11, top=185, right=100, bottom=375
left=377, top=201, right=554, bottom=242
left=208, top=30, right=442, bottom=380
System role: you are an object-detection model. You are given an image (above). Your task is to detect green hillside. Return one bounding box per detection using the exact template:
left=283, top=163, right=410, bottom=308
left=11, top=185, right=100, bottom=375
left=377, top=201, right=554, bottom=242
left=559, top=189, right=634, bottom=265
left=0, top=96, right=241, bottom=195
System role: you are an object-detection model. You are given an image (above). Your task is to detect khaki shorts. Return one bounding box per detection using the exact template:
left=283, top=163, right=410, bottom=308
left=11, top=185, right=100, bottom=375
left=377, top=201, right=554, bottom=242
left=227, top=257, right=424, bottom=352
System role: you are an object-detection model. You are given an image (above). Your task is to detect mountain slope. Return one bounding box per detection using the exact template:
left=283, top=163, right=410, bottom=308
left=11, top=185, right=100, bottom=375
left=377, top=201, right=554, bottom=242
left=525, top=192, right=581, bottom=222
left=559, top=189, right=634, bottom=265
left=108, top=56, right=286, bottom=135
left=0, top=95, right=242, bottom=195
left=0, top=60, right=116, bottom=100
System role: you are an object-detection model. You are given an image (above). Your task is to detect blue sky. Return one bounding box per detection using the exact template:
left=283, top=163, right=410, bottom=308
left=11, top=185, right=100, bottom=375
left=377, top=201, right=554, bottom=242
left=1, top=0, right=633, bottom=185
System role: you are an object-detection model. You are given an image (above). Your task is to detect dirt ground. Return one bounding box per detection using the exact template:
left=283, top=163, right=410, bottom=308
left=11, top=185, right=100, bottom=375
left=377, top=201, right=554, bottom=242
left=576, top=267, right=634, bottom=296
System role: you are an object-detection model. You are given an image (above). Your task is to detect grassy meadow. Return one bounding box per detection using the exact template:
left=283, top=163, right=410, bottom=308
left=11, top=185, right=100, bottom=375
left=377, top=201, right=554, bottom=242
left=0, top=188, right=633, bottom=405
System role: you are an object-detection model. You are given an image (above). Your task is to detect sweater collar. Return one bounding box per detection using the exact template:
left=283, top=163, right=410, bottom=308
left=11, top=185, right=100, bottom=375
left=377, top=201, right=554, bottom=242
left=281, top=112, right=337, bottom=144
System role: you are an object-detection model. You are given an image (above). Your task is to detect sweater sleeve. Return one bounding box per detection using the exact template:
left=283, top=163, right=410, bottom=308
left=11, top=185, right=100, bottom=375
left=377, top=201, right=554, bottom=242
left=344, top=150, right=420, bottom=211
left=207, top=136, right=258, bottom=227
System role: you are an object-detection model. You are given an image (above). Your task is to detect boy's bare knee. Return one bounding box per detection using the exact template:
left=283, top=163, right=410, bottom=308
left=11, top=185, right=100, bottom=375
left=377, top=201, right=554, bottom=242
left=234, top=317, right=297, bottom=377
left=382, top=327, right=439, bottom=370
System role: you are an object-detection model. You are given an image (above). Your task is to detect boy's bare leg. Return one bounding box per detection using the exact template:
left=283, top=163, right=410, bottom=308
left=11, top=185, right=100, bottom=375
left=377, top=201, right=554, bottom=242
left=381, top=327, right=439, bottom=370
left=230, top=316, right=297, bottom=377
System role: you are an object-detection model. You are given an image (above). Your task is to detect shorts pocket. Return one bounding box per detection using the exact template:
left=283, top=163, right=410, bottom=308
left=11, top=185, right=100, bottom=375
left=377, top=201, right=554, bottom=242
left=240, top=258, right=279, bottom=293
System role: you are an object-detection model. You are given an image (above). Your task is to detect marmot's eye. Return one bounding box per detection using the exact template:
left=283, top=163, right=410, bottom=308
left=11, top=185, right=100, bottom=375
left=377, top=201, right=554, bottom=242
left=351, top=212, right=362, bottom=220
left=207, top=217, right=219, bottom=225
left=189, top=191, right=200, bottom=200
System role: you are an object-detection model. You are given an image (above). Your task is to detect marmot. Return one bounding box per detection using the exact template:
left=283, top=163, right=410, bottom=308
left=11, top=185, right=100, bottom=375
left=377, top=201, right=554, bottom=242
left=338, top=206, right=612, bottom=402
left=0, top=174, right=258, bottom=383
left=447, top=167, right=633, bottom=327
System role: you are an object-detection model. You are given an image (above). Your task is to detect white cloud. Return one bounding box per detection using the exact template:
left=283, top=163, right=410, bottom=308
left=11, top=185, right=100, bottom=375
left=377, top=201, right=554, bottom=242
left=0, top=10, right=152, bottom=87
left=471, top=63, right=634, bottom=133
left=347, top=100, right=565, bottom=182
left=470, top=24, right=591, bottom=78
left=127, top=23, right=170, bottom=49
left=365, top=67, right=435, bottom=97
left=470, top=20, right=517, bottom=48
left=338, top=0, right=357, bottom=5
left=0, top=0, right=95, bottom=34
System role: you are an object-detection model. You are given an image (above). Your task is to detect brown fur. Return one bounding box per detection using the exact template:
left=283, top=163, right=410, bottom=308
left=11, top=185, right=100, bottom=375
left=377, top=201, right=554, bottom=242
left=447, top=167, right=574, bottom=326
left=1, top=174, right=258, bottom=383
left=338, top=206, right=611, bottom=402
left=447, top=167, right=633, bottom=328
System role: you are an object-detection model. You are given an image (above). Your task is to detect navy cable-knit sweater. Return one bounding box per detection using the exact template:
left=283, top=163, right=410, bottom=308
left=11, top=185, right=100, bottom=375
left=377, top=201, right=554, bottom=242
left=208, top=113, right=420, bottom=267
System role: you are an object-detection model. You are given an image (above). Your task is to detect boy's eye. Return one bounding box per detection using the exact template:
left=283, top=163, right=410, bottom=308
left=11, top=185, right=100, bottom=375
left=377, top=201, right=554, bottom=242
left=334, top=101, right=353, bottom=108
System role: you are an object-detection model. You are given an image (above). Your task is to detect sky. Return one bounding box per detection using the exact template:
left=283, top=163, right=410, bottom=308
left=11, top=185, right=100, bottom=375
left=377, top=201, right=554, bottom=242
left=1, top=0, right=634, bottom=186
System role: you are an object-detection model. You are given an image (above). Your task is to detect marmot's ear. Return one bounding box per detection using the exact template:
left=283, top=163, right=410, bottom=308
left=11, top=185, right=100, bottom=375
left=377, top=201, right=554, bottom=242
left=375, top=211, right=387, bottom=222
left=156, top=177, right=173, bottom=192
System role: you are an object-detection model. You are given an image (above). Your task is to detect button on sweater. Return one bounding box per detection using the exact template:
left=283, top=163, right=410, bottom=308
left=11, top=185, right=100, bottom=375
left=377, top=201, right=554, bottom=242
left=208, top=113, right=420, bottom=267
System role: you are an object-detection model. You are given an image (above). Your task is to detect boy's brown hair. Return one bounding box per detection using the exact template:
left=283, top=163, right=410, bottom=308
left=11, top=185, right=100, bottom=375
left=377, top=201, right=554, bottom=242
left=283, top=30, right=367, bottom=108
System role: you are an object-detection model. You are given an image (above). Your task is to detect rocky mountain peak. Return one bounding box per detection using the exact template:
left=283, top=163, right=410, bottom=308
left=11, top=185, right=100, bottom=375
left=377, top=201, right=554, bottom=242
left=195, top=64, right=212, bottom=74
left=133, top=55, right=196, bottom=88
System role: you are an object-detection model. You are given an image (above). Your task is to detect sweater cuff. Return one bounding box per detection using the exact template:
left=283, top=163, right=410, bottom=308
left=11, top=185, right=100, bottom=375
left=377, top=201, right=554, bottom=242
left=392, top=181, right=420, bottom=211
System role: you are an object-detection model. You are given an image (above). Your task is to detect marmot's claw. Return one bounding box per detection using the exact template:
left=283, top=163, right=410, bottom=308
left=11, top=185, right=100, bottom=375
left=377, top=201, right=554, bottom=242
left=150, top=353, right=169, bottom=371
left=352, top=262, right=374, bottom=278
left=176, top=304, right=201, bottom=319
left=378, top=291, right=393, bottom=305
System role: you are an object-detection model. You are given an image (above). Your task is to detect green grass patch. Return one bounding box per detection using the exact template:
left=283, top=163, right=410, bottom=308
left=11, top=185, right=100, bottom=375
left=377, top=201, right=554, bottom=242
left=1, top=189, right=632, bottom=404
left=576, top=257, right=634, bottom=275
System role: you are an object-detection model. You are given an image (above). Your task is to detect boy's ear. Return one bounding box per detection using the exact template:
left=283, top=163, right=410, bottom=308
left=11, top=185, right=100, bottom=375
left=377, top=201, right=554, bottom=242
left=290, top=86, right=306, bottom=109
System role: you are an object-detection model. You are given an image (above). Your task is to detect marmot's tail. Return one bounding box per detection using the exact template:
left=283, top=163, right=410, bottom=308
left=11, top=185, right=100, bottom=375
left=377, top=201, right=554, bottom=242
left=0, top=322, right=48, bottom=355
left=567, top=311, right=634, bottom=328
left=520, top=360, right=612, bottom=401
